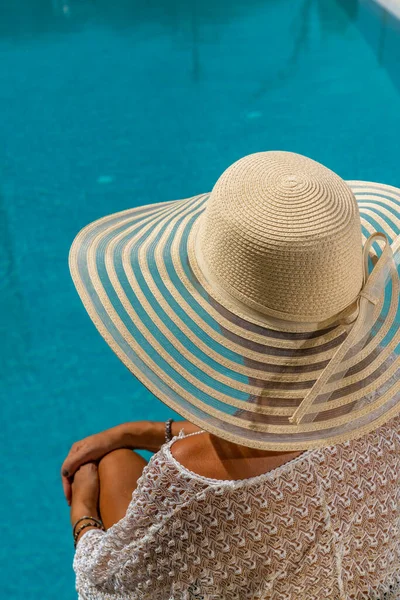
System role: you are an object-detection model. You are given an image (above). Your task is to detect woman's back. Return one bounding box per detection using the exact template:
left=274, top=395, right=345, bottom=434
left=74, top=412, right=400, bottom=600
left=170, top=429, right=306, bottom=482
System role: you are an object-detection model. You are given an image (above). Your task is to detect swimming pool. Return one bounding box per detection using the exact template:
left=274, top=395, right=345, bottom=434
left=1, top=0, right=399, bottom=597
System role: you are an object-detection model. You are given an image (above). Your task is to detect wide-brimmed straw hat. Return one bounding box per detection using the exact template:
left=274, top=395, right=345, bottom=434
left=69, top=151, right=400, bottom=451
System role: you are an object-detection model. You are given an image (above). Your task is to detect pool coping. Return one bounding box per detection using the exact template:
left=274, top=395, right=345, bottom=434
left=372, top=0, right=400, bottom=20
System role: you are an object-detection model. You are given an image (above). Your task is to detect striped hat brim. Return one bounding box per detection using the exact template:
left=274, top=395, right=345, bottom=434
left=69, top=181, right=400, bottom=451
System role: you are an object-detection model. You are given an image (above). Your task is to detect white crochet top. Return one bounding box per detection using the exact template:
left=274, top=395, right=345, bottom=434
left=73, top=413, right=400, bottom=600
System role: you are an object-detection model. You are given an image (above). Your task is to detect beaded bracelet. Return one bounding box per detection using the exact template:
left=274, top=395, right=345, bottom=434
left=73, top=515, right=104, bottom=537
left=74, top=520, right=104, bottom=540
left=165, top=418, right=174, bottom=443
left=74, top=521, right=105, bottom=549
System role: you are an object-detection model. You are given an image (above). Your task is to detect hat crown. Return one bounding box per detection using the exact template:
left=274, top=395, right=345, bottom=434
left=197, top=151, right=364, bottom=322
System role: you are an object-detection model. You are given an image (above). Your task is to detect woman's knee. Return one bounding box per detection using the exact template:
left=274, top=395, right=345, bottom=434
left=98, top=448, right=140, bottom=474
left=98, top=448, right=148, bottom=489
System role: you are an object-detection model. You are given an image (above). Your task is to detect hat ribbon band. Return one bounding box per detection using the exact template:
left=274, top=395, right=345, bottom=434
left=289, top=232, right=398, bottom=426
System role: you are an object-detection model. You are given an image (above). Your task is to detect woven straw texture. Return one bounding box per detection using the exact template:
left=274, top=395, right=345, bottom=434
left=69, top=152, right=400, bottom=451
left=197, top=152, right=363, bottom=323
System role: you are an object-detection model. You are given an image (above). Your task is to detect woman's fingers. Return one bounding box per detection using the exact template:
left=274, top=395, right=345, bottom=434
left=61, top=431, right=116, bottom=503
left=61, top=439, right=97, bottom=502
left=62, top=473, right=72, bottom=505
left=62, top=440, right=92, bottom=477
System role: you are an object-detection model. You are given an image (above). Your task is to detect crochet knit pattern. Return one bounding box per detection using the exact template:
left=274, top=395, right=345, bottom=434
left=73, top=410, right=400, bottom=600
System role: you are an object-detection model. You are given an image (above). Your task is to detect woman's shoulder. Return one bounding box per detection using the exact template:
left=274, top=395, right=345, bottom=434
left=168, top=409, right=400, bottom=483
left=169, top=430, right=216, bottom=477
left=168, top=430, right=307, bottom=482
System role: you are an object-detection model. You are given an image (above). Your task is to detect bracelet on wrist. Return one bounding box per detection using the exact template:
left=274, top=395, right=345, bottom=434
left=73, top=516, right=105, bottom=548
left=73, top=515, right=104, bottom=537
left=165, top=418, right=174, bottom=443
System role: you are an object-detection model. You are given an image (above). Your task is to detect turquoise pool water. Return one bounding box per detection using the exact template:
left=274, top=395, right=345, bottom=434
left=1, top=0, right=400, bottom=597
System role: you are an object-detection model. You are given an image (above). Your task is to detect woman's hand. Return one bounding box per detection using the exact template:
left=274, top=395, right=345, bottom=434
left=61, top=425, right=129, bottom=505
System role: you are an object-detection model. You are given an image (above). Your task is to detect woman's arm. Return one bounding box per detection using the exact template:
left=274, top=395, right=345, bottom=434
left=120, top=419, right=202, bottom=452
left=95, top=419, right=202, bottom=453
left=62, top=419, right=202, bottom=504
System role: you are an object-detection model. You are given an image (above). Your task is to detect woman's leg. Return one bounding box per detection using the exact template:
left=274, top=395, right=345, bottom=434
left=98, top=449, right=148, bottom=530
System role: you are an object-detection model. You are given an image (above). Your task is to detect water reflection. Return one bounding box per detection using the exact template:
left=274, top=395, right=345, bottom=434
left=51, top=0, right=72, bottom=18
left=1, top=0, right=398, bottom=91
left=335, top=0, right=359, bottom=23
left=251, top=0, right=360, bottom=100
left=361, top=1, right=400, bottom=86
left=0, top=0, right=361, bottom=37
left=0, top=0, right=268, bottom=39
left=0, top=0, right=96, bottom=37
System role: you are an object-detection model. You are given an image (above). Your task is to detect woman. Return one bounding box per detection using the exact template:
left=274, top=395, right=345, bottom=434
left=62, top=151, right=399, bottom=599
